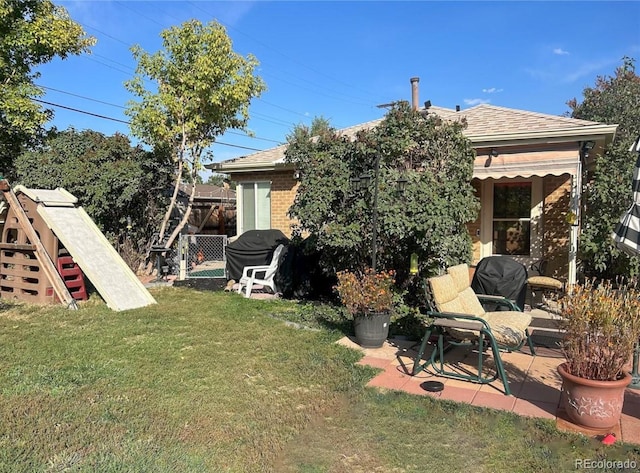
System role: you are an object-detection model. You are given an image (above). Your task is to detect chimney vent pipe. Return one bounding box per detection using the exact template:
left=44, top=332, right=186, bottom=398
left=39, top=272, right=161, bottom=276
left=410, top=77, right=420, bottom=111
left=456, top=105, right=461, bottom=112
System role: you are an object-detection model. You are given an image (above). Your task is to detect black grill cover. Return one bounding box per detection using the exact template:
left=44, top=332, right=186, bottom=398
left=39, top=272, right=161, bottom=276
left=471, top=256, right=528, bottom=311
left=226, top=230, right=290, bottom=282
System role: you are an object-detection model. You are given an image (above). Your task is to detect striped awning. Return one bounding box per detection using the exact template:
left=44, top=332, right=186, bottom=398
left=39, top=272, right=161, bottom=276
left=612, top=136, right=640, bottom=256
left=473, top=148, right=579, bottom=180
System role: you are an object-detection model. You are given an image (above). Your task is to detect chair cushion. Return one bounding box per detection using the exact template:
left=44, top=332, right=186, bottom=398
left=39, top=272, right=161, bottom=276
left=527, top=276, right=564, bottom=290
left=429, top=274, right=459, bottom=306
left=458, top=287, right=486, bottom=317
left=482, top=311, right=532, bottom=346
left=447, top=264, right=471, bottom=292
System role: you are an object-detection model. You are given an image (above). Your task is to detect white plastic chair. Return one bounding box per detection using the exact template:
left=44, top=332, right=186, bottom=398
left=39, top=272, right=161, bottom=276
left=236, top=244, right=285, bottom=298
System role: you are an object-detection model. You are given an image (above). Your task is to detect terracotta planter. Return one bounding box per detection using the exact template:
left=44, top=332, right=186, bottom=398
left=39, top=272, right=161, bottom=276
left=353, top=311, right=390, bottom=348
left=557, top=362, right=631, bottom=429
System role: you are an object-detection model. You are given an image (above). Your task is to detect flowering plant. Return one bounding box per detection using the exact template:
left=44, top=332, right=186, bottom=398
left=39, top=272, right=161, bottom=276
left=335, top=268, right=395, bottom=316
left=559, top=279, right=640, bottom=381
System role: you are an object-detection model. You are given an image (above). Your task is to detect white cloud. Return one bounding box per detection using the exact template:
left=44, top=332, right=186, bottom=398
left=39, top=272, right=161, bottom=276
left=482, top=87, right=503, bottom=94
left=464, top=98, right=490, bottom=106
left=553, top=48, right=570, bottom=56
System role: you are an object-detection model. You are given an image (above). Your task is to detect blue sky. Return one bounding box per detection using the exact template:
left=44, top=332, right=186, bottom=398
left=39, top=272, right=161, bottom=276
left=38, top=1, right=640, bottom=174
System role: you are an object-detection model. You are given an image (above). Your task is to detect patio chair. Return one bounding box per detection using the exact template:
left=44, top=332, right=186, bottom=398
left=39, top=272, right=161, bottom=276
left=236, top=244, right=285, bottom=298
left=527, top=258, right=565, bottom=313
left=412, top=263, right=536, bottom=395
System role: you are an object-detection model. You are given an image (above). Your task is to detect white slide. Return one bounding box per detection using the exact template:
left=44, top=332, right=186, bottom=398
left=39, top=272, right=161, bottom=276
left=36, top=204, right=157, bottom=311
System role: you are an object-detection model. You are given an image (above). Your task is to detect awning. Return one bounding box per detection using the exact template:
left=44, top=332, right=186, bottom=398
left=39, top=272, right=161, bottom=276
left=473, top=148, right=579, bottom=180
left=612, top=136, right=640, bottom=256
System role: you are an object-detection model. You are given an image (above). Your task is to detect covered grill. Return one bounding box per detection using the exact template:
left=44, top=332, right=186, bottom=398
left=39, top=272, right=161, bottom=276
left=471, top=256, right=528, bottom=311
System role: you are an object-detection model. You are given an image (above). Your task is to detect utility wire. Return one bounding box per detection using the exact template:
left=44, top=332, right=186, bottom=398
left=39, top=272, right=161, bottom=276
left=186, top=1, right=387, bottom=105
left=38, top=85, right=283, bottom=144
left=33, top=99, right=265, bottom=152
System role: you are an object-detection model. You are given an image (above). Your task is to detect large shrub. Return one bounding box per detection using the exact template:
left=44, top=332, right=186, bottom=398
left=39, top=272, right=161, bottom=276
left=14, top=128, right=173, bottom=270
left=286, top=102, right=479, bottom=286
left=569, top=57, right=640, bottom=278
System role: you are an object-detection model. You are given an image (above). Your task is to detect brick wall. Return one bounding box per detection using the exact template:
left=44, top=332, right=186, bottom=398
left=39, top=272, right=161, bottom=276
left=466, top=175, right=571, bottom=278
left=232, top=170, right=299, bottom=237
left=542, top=174, right=571, bottom=278
left=233, top=170, right=572, bottom=277
left=469, top=180, right=482, bottom=263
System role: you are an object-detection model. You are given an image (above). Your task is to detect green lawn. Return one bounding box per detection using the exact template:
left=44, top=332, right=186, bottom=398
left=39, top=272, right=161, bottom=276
left=0, top=287, right=638, bottom=472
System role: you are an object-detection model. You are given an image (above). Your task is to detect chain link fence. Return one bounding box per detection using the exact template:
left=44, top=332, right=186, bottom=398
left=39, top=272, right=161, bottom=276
left=178, top=234, right=227, bottom=279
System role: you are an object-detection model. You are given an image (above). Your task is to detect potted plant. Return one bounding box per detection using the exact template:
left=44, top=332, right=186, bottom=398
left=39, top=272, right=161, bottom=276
left=557, top=278, right=640, bottom=429
left=335, top=268, right=395, bottom=348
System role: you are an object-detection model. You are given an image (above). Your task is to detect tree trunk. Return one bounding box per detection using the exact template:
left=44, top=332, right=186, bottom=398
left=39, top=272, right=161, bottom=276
left=163, top=167, right=197, bottom=250
left=157, top=159, right=183, bottom=244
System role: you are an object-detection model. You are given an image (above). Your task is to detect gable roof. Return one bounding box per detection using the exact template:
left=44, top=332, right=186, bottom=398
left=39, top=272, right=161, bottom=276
left=210, top=103, right=617, bottom=173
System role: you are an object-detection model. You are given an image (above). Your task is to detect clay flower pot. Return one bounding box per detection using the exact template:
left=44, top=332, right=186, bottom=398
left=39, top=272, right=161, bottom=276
left=557, top=362, right=631, bottom=429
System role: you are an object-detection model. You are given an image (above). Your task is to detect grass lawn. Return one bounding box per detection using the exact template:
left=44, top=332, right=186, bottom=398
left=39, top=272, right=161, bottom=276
left=0, top=286, right=639, bottom=472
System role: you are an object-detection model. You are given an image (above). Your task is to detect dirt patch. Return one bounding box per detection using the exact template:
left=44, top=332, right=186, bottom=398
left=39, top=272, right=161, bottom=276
left=172, top=278, right=227, bottom=291
left=270, top=394, right=390, bottom=473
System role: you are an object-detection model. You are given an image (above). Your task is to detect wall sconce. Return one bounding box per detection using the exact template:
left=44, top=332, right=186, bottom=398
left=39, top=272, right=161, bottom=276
left=293, top=169, right=302, bottom=180
left=485, top=149, right=498, bottom=168
left=582, top=140, right=596, bottom=158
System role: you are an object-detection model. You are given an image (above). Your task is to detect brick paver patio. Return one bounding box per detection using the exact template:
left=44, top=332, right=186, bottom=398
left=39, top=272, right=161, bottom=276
left=337, top=313, right=640, bottom=446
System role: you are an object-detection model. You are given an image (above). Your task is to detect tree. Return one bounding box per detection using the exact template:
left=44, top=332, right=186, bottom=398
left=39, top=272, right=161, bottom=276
left=286, top=116, right=332, bottom=143
left=206, top=172, right=235, bottom=189
left=14, top=128, right=173, bottom=270
left=125, top=19, right=266, bottom=250
left=286, top=102, right=479, bottom=284
left=0, top=0, right=94, bottom=173
left=569, top=57, right=640, bottom=278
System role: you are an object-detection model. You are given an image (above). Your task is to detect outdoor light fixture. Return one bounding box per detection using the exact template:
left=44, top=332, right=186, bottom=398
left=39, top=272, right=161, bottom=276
left=485, top=149, right=499, bottom=168
left=581, top=140, right=596, bottom=159
left=293, top=169, right=302, bottom=180
left=350, top=156, right=408, bottom=272
left=396, top=176, right=408, bottom=192
left=359, top=172, right=372, bottom=187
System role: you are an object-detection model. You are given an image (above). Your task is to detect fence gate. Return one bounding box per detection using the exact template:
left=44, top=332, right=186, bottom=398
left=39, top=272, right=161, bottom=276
left=178, top=234, right=227, bottom=279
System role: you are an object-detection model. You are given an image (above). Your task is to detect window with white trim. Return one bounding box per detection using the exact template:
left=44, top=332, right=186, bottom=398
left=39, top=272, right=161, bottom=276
left=492, top=182, right=532, bottom=255
left=240, top=181, right=271, bottom=232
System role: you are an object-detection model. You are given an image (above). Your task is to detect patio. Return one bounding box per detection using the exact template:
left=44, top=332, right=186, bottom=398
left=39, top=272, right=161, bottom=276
left=337, top=308, right=640, bottom=445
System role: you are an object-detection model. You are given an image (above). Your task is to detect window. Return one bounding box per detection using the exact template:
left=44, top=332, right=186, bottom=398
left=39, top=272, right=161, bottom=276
left=240, top=181, right=271, bottom=232
left=492, top=182, right=531, bottom=255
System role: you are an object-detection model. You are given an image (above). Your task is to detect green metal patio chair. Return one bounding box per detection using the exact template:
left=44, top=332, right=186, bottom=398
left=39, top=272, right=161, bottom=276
left=412, top=263, right=536, bottom=395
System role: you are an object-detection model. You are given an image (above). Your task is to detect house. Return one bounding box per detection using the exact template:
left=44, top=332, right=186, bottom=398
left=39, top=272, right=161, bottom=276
left=208, top=83, right=617, bottom=284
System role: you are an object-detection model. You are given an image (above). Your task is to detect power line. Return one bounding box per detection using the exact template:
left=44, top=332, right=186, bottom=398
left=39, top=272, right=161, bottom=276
left=33, top=98, right=129, bottom=124
left=89, top=3, right=381, bottom=113
left=38, top=85, right=126, bottom=109
left=37, top=84, right=283, bottom=144
left=186, top=1, right=387, bottom=105
left=33, top=99, right=265, bottom=152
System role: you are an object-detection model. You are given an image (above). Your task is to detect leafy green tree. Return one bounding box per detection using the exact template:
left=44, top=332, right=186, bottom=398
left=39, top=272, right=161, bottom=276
left=569, top=57, right=640, bottom=278
left=205, top=172, right=235, bottom=189
left=286, top=102, right=479, bottom=284
left=0, top=0, right=94, bottom=173
left=286, top=116, right=332, bottom=143
left=125, top=19, right=266, bottom=250
left=14, top=128, right=173, bottom=269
